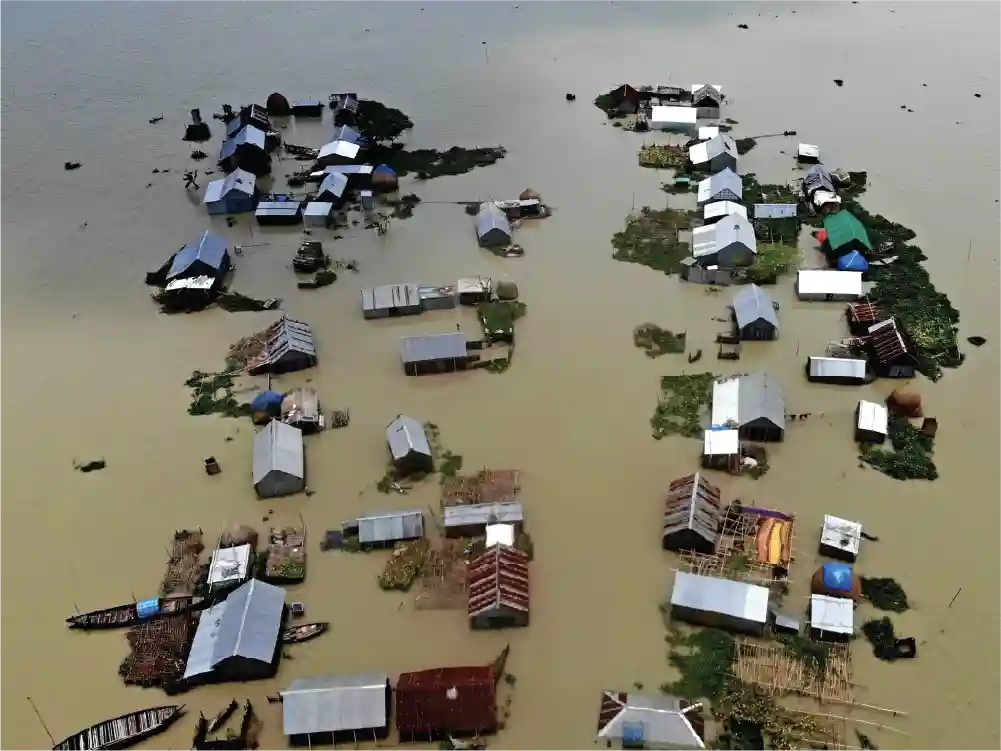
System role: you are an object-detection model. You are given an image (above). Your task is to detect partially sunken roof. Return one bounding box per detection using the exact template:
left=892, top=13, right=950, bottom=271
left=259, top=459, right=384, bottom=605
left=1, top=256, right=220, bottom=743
left=803, top=165, right=834, bottom=194
left=318, top=139, right=361, bottom=162
left=697, top=168, right=742, bottom=204
left=663, top=473, right=722, bottom=548
left=688, top=134, right=738, bottom=166
left=318, top=171, right=349, bottom=199
left=711, top=372, right=785, bottom=431
left=357, top=510, right=424, bottom=544
left=253, top=419, right=305, bottom=486
left=597, top=691, right=705, bottom=749
left=386, top=415, right=431, bottom=461
left=475, top=202, right=511, bottom=240
left=732, top=284, right=779, bottom=330
left=282, top=673, right=390, bottom=736
left=670, top=572, right=770, bottom=627
left=168, top=231, right=229, bottom=280
left=219, top=125, right=267, bottom=160
left=204, top=168, right=256, bottom=203
left=400, top=332, right=468, bottom=364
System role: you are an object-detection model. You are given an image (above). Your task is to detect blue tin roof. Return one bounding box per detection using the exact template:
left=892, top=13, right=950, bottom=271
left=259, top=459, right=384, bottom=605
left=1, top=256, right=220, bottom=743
left=168, top=230, right=230, bottom=279
left=837, top=250, right=869, bottom=272
left=219, top=125, right=267, bottom=161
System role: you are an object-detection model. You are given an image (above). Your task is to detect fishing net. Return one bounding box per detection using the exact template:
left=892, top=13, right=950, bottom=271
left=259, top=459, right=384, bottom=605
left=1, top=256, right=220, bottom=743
left=860, top=576, right=909, bottom=612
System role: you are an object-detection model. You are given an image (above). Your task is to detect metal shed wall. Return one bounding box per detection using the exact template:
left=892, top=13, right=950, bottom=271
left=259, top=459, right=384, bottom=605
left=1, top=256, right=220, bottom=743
left=386, top=415, right=431, bottom=461
left=357, top=510, right=425, bottom=544
left=400, top=332, right=469, bottom=364
left=732, top=284, right=779, bottom=331
left=253, top=420, right=306, bottom=498
left=282, top=674, right=391, bottom=736
left=669, top=572, right=769, bottom=635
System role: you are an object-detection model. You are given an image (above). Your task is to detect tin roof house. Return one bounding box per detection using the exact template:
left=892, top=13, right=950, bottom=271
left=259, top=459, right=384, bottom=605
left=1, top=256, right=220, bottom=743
left=607, top=83, right=642, bottom=114
left=247, top=317, right=317, bottom=376
left=352, top=510, right=425, bottom=548
left=703, top=201, right=746, bottom=225
left=317, top=139, right=363, bottom=167
left=692, top=214, right=756, bottom=267
left=219, top=125, right=271, bottom=176
left=823, top=211, right=873, bottom=258
left=711, top=372, right=785, bottom=442
left=226, top=104, right=271, bottom=136
left=810, top=594, right=854, bottom=643
left=182, top=578, right=286, bottom=686
left=697, top=169, right=742, bottom=206
left=204, top=169, right=257, bottom=215
left=291, top=99, right=324, bottom=117
left=597, top=690, right=706, bottom=750
left=253, top=419, right=306, bottom=499
left=475, top=203, right=512, bottom=248
left=803, top=165, right=835, bottom=197
left=331, top=93, right=359, bottom=126
left=361, top=284, right=422, bottom=319
left=400, top=332, right=476, bottom=376
left=167, top=231, right=231, bottom=282
left=669, top=572, right=770, bottom=636
left=255, top=200, right=303, bottom=226
left=865, top=318, right=917, bottom=378
left=281, top=674, right=392, bottom=746
left=855, top=400, right=888, bottom=444
left=303, top=201, right=334, bottom=228
left=797, top=143, right=821, bottom=164
left=806, top=357, right=868, bottom=385
left=444, top=502, right=524, bottom=539
left=796, top=269, right=864, bottom=301
left=467, top=531, right=530, bottom=630
left=396, top=665, right=497, bottom=740
left=819, top=515, right=863, bottom=562
left=387, top=414, right=434, bottom=475
left=690, top=84, right=723, bottom=118
left=688, top=134, right=738, bottom=174
left=649, top=105, right=698, bottom=135
left=331, top=124, right=366, bottom=145
left=316, top=171, right=350, bottom=208
left=731, top=284, right=779, bottom=341
left=662, top=473, right=722, bottom=555
left=702, top=428, right=741, bottom=474
left=205, top=543, right=252, bottom=592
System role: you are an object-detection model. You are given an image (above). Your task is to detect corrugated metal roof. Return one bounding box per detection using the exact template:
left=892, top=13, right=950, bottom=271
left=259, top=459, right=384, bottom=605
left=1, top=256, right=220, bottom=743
left=318, top=139, right=361, bottom=162
left=475, top=203, right=511, bottom=240
left=808, top=357, right=867, bottom=381
left=255, top=202, right=302, bottom=217
left=857, top=400, right=888, bottom=435
left=400, top=332, right=468, bottom=364
left=598, top=692, right=705, bottom=749
left=714, top=214, right=757, bottom=257
left=331, top=125, right=365, bottom=145
left=396, top=666, right=496, bottom=735
left=689, top=134, right=738, bottom=166
left=710, top=372, right=785, bottom=430
left=671, top=572, right=769, bottom=625
left=311, top=165, right=375, bottom=179
left=867, top=317, right=912, bottom=363
left=282, top=674, right=390, bottom=736
left=803, top=165, right=834, bottom=194
left=204, top=169, right=256, bottom=203
left=318, top=171, right=349, bottom=200
left=362, top=284, right=419, bottom=312
left=443, top=502, right=524, bottom=528
left=732, top=284, right=779, bottom=330
left=253, top=419, right=305, bottom=485
left=691, top=225, right=716, bottom=258
left=704, top=201, right=746, bottom=221
left=753, top=203, right=797, bottom=219
left=663, top=473, right=721, bottom=545
left=697, top=168, right=742, bottom=204
left=168, top=231, right=230, bottom=280
left=165, top=275, right=215, bottom=292
left=207, top=544, right=251, bottom=586
left=183, top=579, right=285, bottom=679
left=703, top=428, right=739, bottom=456
left=810, top=594, right=854, bottom=635
left=357, top=510, right=424, bottom=544
left=468, top=544, right=530, bottom=619
left=698, top=126, right=719, bottom=141
left=303, top=201, right=334, bottom=217
left=821, top=515, right=862, bottom=556
left=798, top=143, right=820, bottom=159
left=650, top=105, right=698, bottom=126
left=386, top=415, right=431, bottom=461
left=332, top=93, right=359, bottom=113
left=219, top=125, right=267, bottom=161
left=690, top=84, right=723, bottom=101
left=797, top=270, right=863, bottom=299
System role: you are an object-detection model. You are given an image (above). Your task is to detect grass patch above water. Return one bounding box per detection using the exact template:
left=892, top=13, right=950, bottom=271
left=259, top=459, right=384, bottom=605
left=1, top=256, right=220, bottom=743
left=612, top=206, right=696, bottom=274
left=651, top=373, right=715, bottom=439
left=184, top=371, right=252, bottom=418
left=734, top=137, right=757, bottom=155
left=860, top=416, right=937, bottom=480
left=639, top=143, right=687, bottom=169
left=746, top=242, right=801, bottom=284
left=478, top=300, right=527, bottom=343
left=634, top=324, right=687, bottom=357
left=661, top=625, right=736, bottom=702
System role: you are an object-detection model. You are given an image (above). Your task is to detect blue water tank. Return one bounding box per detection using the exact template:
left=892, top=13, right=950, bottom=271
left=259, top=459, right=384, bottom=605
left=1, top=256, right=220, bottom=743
left=837, top=250, right=869, bottom=272
left=822, top=562, right=854, bottom=593
left=251, top=391, right=285, bottom=414
left=621, top=722, right=646, bottom=749
left=137, top=599, right=160, bottom=619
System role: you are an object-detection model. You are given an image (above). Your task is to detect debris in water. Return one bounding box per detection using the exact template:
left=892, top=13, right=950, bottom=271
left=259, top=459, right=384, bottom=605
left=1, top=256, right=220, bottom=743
left=75, top=459, right=107, bottom=473
left=149, top=114, right=164, bottom=124
left=974, top=93, right=981, bottom=98
left=861, top=617, right=917, bottom=661
left=191, top=150, right=208, bottom=160
left=856, top=731, right=878, bottom=750
left=633, top=324, right=687, bottom=357
left=860, top=577, right=910, bottom=612
left=737, top=23, right=749, bottom=29
left=64, top=161, right=82, bottom=170
left=565, top=93, right=576, bottom=101
left=967, top=336, right=986, bottom=346
left=833, top=79, right=844, bottom=87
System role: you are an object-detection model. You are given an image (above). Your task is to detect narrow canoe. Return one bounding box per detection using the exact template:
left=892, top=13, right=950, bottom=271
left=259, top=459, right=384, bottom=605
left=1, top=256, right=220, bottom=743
left=281, top=621, right=329, bottom=644
left=66, top=596, right=204, bottom=630
left=53, top=705, right=184, bottom=750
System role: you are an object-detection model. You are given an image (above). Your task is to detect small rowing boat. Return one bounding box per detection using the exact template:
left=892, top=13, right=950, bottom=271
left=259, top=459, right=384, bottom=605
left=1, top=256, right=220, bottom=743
left=284, top=143, right=319, bottom=158
left=281, top=621, right=329, bottom=644
left=53, top=704, right=184, bottom=750
left=66, top=595, right=205, bottom=630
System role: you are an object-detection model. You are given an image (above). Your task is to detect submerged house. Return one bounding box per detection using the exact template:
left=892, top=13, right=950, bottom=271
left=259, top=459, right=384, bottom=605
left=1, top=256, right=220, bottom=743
left=167, top=231, right=231, bottom=283
left=303, top=202, right=334, bottom=228
left=692, top=214, right=756, bottom=267
left=280, top=387, right=322, bottom=434
left=396, top=666, right=497, bottom=739
left=702, top=428, right=741, bottom=474
left=352, top=510, right=425, bottom=548
left=282, top=674, right=392, bottom=746
left=467, top=533, right=531, bottom=630
left=662, top=473, right=723, bottom=555
left=607, top=83, right=642, bottom=114
left=690, top=83, right=723, bottom=118
left=731, top=284, right=779, bottom=341
left=386, top=414, right=433, bottom=475
left=669, top=572, right=769, bottom=636
left=331, top=93, right=359, bottom=126
left=855, top=400, right=888, bottom=444
left=649, top=105, right=698, bottom=135
left=361, top=284, right=422, bottom=319
left=400, top=332, right=475, bottom=376
left=597, top=690, right=706, bottom=750
left=316, top=171, right=350, bottom=207
left=205, top=543, right=252, bottom=592
left=866, top=318, right=917, bottom=378
left=688, top=133, right=738, bottom=174
left=226, top=104, right=271, bottom=136
left=703, top=200, right=746, bottom=225
left=255, top=200, right=302, bottom=226
left=247, top=317, right=317, bottom=375
left=475, top=203, right=512, bottom=248
left=317, top=139, right=363, bottom=167
left=820, top=514, right=863, bottom=562
left=806, top=357, right=868, bottom=385
left=823, top=211, right=873, bottom=258
left=697, top=168, right=742, bottom=206
left=797, top=143, right=821, bottom=164
left=331, top=124, right=365, bottom=145
left=444, top=502, right=524, bottom=538
left=796, top=270, right=864, bottom=301
left=802, top=165, right=835, bottom=197
left=219, top=125, right=271, bottom=176
left=846, top=301, right=885, bottom=336
left=204, top=169, right=257, bottom=215
left=291, top=99, right=324, bottom=117
left=253, top=419, right=306, bottom=499
left=711, top=372, right=785, bottom=442
left=810, top=594, right=854, bottom=643
left=182, top=579, right=286, bottom=686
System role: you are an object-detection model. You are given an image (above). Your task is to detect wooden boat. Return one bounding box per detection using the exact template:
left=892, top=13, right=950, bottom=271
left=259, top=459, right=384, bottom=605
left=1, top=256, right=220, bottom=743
left=66, top=595, right=205, bottom=630
left=207, top=700, right=239, bottom=734
left=281, top=621, right=329, bottom=644
left=284, top=142, right=319, bottom=158
left=53, top=705, right=184, bottom=750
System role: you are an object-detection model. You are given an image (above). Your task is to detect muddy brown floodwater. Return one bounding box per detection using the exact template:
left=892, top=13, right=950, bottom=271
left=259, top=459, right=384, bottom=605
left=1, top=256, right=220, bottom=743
left=2, top=2, right=998, bottom=749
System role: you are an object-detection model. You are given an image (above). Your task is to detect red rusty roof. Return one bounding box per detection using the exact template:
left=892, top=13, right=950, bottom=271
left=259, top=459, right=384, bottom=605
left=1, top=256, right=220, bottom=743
left=866, top=318, right=913, bottom=364
left=395, top=665, right=497, bottom=736
left=846, top=301, right=883, bottom=324
left=468, top=545, right=530, bottom=620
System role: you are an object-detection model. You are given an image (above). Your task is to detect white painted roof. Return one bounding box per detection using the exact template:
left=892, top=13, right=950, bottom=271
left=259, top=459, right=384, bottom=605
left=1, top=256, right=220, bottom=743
left=798, top=143, right=820, bottom=159
left=650, top=105, right=698, bottom=126
left=485, top=523, right=516, bottom=548
left=698, top=126, right=719, bottom=141
left=821, top=515, right=862, bottom=556
left=797, top=270, right=863, bottom=298
left=857, top=400, right=888, bottom=435
left=704, top=201, right=747, bottom=221
left=703, top=429, right=739, bottom=456
left=207, top=543, right=252, bottom=586
left=810, top=594, right=854, bottom=636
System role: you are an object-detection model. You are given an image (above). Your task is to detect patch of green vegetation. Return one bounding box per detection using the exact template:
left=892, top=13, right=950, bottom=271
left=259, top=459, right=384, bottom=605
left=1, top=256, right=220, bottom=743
left=661, top=626, right=736, bottom=702
left=651, top=373, right=715, bottom=440
left=634, top=323, right=686, bottom=357
left=483, top=357, right=511, bottom=374
left=440, top=451, right=464, bottom=478
left=477, top=300, right=527, bottom=343
left=372, top=145, right=507, bottom=180
left=661, top=179, right=698, bottom=195
left=745, top=242, right=801, bottom=284
left=734, top=137, right=757, bottom=155
left=612, top=206, right=696, bottom=274
left=723, top=552, right=751, bottom=576
left=715, top=681, right=834, bottom=750
left=184, top=371, right=252, bottom=418
left=593, top=91, right=616, bottom=116
left=639, top=143, right=687, bottom=169
left=356, top=99, right=414, bottom=143
left=860, top=577, right=910, bottom=612
left=743, top=173, right=804, bottom=241
left=860, top=416, right=937, bottom=480
left=860, top=617, right=899, bottom=661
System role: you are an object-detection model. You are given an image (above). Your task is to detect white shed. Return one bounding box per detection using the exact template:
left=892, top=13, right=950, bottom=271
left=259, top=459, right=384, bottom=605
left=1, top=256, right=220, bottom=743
left=797, top=143, right=821, bottom=164
left=855, top=400, right=888, bottom=444
left=669, top=572, right=770, bottom=635
left=703, top=201, right=746, bottom=225
left=649, top=105, right=698, bottom=135
left=819, top=515, right=863, bottom=562
left=796, top=270, right=863, bottom=301
left=253, top=420, right=306, bottom=499
left=806, top=357, right=868, bottom=385
left=206, top=543, right=252, bottom=589
left=810, top=594, right=854, bottom=642
left=303, top=202, right=334, bottom=228
left=692, top=214, right=756, bottom=267
left=698, top=126, right=719, bottom=141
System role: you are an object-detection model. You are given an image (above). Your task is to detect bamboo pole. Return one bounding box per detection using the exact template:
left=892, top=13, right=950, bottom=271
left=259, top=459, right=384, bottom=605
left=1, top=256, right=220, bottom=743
left=796, top=709, right=909, bottom=735
left=27, top=697, right=55, bottom=746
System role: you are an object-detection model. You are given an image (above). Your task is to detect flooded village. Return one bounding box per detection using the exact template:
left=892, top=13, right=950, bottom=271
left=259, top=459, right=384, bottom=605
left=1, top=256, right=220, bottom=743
left=2, top=3, right=999, bottom=751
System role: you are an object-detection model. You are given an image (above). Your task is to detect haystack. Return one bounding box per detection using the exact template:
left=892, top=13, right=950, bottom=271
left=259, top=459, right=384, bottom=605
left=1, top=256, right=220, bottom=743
left=219, top=523, right=259, bottom=550
left=266, top=92, right=291, bottom=116
left=886, top=387, right=922, bottom=417
left=495, top=280, right=519, bottom=301
left=519, top=188, right=541, bottom=201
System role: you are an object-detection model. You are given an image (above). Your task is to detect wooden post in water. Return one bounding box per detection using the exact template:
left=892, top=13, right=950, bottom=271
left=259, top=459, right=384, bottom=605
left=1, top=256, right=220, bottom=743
left=27, top=697, right=55, bottom=746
